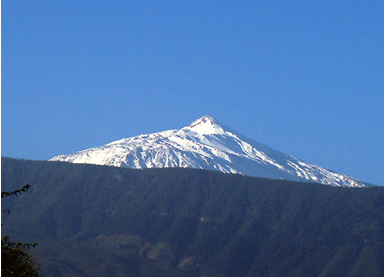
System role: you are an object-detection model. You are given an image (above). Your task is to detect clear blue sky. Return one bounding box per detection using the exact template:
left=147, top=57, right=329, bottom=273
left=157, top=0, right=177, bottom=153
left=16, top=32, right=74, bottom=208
left=2, top=1, right=383, bottom=185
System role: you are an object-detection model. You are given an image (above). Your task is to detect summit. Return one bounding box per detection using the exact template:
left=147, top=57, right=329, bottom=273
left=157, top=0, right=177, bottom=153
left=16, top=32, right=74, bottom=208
left=50, top=115, right=372, bottom=187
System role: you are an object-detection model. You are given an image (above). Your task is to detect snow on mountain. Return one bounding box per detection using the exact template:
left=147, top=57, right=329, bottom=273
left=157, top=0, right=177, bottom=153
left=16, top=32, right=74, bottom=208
left=50, top=115, right=372, bottom=187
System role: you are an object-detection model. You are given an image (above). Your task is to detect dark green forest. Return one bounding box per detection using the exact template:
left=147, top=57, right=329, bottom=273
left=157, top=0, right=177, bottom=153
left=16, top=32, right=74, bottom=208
left=2, top=157, right=384, bottom=276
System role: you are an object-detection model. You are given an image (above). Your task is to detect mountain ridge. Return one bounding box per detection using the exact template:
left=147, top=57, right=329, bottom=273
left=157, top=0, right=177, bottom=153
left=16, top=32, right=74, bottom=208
left=2, top=157, right=384, bottom=277
left=50, top=115, right=372, bottom=187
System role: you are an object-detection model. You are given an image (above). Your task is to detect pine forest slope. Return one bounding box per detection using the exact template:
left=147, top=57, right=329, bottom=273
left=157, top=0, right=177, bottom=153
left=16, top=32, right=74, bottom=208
left=2, top=157, right=384, bottom=277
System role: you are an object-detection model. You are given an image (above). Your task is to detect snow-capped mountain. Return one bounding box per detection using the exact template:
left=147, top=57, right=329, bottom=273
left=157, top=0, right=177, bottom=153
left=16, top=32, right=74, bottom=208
left=50, top=115, right=372, bottom=187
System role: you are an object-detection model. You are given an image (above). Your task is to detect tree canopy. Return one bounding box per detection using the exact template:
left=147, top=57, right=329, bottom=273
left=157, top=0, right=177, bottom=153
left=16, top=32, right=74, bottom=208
left=2, top=184, right=39, bottom=277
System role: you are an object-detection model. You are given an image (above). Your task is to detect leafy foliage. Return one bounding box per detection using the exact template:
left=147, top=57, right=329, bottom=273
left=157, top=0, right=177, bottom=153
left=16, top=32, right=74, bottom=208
left=2, top=185, right=31, bottom=198
left=2, top=157, right=384, bottom=276
left=1, top=238, right=39, bottom=277
left=2, top=183, right=39, bottom=276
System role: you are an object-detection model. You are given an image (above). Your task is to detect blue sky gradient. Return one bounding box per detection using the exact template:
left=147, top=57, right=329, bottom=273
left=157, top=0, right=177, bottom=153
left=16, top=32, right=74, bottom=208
left=2, top=1, right=384, bottom=185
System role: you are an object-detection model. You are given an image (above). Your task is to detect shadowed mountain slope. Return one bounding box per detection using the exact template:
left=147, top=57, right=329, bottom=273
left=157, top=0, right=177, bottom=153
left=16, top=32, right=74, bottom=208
left=2, top=157, right=384, bottom=276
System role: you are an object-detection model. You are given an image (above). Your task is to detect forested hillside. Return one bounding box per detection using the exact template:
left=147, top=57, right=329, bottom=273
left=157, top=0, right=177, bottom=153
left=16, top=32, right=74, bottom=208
left=2, top=157, right=384, bottom=276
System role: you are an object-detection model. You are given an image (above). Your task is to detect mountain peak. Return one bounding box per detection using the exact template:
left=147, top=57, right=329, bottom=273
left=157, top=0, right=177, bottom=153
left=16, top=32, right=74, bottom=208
left=50, top=115, right=372, bottom=187
left=183, top=115, right=226, bottom=135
